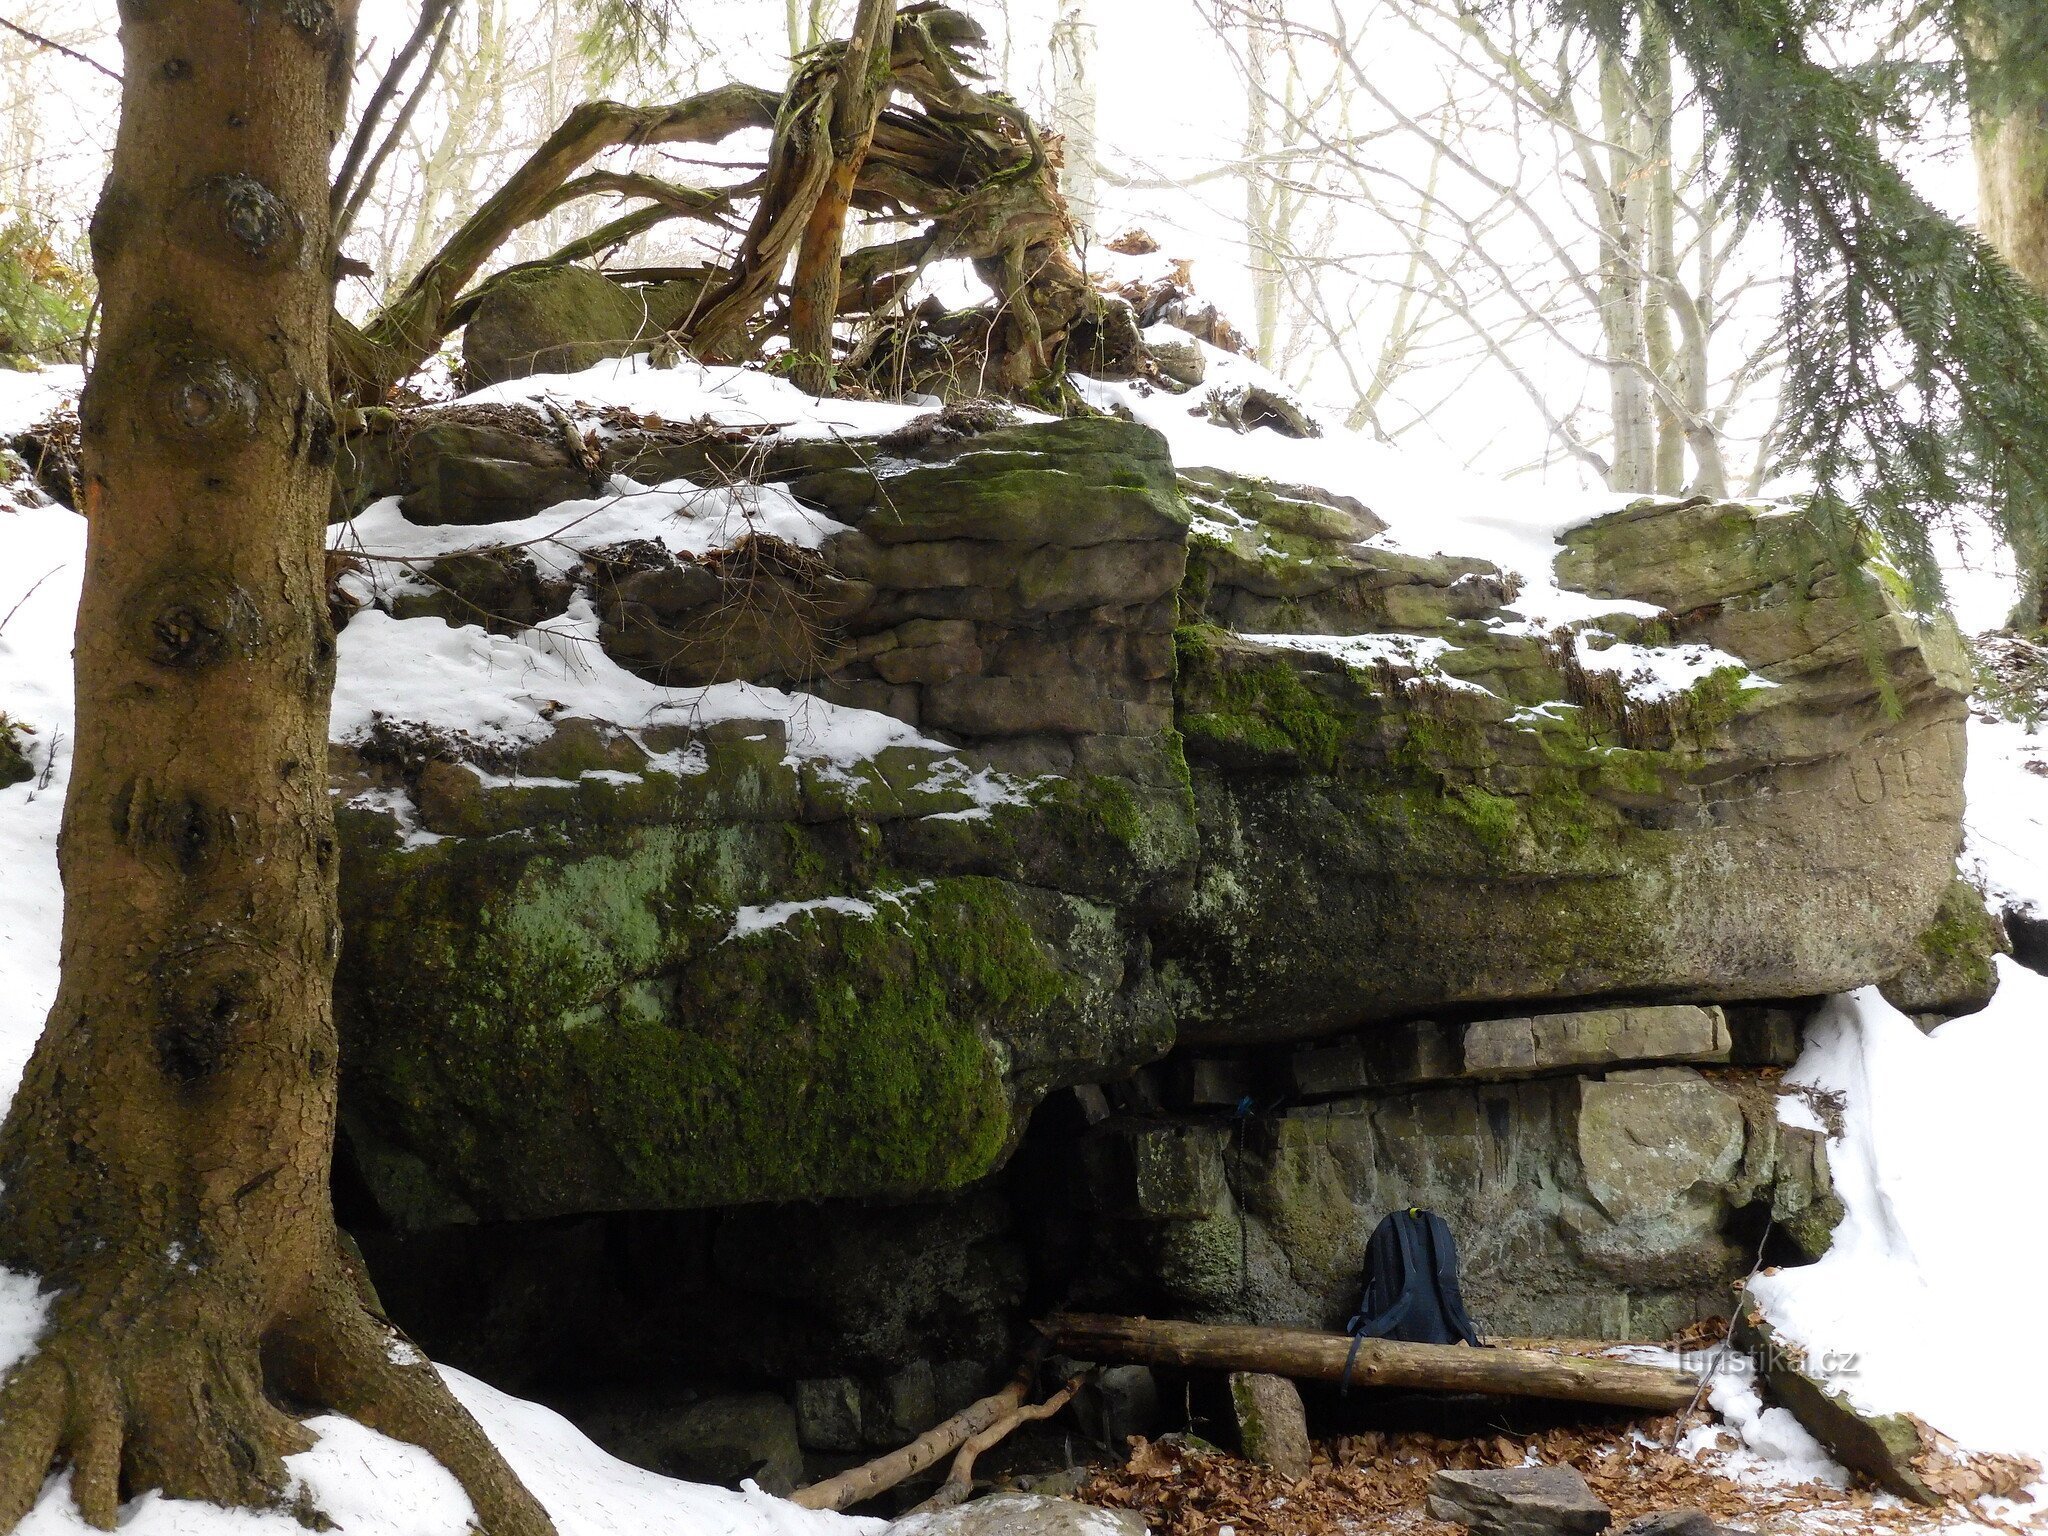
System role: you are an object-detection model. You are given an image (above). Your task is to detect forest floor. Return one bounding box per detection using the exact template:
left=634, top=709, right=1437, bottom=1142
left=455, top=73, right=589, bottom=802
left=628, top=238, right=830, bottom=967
left=1075, top=1419, right=2039, bottom=1536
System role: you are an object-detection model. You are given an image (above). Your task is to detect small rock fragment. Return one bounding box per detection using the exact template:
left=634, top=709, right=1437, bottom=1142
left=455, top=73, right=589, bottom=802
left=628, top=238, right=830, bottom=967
left=1227, top=1371, right=1311, bottom=1480
left=1426, top=1465, right=1612, bottom=1536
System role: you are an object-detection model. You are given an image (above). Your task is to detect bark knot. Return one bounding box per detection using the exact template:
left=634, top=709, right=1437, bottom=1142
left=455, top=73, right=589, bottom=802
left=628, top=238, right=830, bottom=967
left=130, top=571, right=264, bottom=669
left=152, top=933, right=266, bottom=1085
left=152, top=354, right=261, bottom=444
left=178, top=174, right=305, bottom=271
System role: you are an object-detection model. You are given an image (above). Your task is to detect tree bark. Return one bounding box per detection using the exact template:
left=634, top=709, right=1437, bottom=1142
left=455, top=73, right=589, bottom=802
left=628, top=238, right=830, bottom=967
left=1041, top=1315, right=1701, bottom=1413
left=788, top=0, right=897, bottom=396
left=1598, top=46, right=1654, bottom=494
left=1972, top=17, right=2048, bottom=625
left=0, top=7, right=550, bottom=1533
left=1050, top=0, right=1099, bottom=237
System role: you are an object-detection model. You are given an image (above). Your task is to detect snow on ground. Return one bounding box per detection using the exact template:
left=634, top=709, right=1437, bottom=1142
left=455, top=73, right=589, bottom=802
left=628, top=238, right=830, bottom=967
left=1964, top=711, right=2048, bottom=924
left=4, top=1368, right=874, bottom=1536
left=461, top=354, right=937, bottom=442
left=0, top=380, right=83, bottom=1119
left=1077, top=340, right=1665, bottom=631
left=1752, top=965, right=2048, bottom=1469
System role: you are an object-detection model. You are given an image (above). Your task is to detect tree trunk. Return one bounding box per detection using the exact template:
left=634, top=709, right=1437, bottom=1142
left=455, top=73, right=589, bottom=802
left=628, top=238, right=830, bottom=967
left=0, top=8, right=550, bottom=1532
left=1244, top=0, right=1283, bottom=365
left=1051, top=0, right=1099, bottom=238
left=1041, top=1315, right=1701, bottom=1413
left=1598, top=47, right=1654, bottom=495
left=788, top=0, right=897, bottom=397
left=1640, top=23, right=1686, bottom=497
left=1973, top=21, right=2048, bottom=626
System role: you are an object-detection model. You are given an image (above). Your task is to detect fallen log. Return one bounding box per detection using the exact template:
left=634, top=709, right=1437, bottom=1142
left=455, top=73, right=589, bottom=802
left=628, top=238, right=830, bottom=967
left=790, top=1371, right=1032, bottom=1512
left=1041, top=1313, right=1701, bottom=1413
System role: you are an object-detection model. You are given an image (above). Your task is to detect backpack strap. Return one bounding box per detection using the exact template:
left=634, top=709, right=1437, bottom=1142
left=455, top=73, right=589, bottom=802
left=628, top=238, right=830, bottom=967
left=1340, top=1210, right=1431, bottom=1394
left=1417, top=1210, right=1484, bottom=1348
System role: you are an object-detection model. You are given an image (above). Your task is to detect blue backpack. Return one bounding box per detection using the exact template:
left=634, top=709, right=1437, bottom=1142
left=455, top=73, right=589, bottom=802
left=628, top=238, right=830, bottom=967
left=1341, top=1207, right=1483, bottom=1392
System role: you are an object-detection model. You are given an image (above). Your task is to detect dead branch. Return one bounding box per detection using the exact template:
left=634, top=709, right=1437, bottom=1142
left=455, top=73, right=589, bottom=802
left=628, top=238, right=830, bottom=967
left=342, top=83, right=777, bottom=398
left=332, top=0, right=462, bottom=236
left=907, top=1372, right=1091, bottom=1515
left=0, top=18, right=119, bottom=82
left=789, top=1370, right=1034, bottom=1512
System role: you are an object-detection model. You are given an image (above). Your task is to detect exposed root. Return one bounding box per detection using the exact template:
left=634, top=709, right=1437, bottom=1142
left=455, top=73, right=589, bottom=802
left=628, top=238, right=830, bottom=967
left=0, top=1260, right=553, bottom=1536
left=269, top=1273, right=555, bottom=1536
left=0, top=1295, right=312, bottom=1531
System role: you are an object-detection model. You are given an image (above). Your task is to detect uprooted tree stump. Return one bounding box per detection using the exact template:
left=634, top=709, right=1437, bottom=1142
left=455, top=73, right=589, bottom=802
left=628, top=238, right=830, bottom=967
left=332, top=2, right=1135, bottom=407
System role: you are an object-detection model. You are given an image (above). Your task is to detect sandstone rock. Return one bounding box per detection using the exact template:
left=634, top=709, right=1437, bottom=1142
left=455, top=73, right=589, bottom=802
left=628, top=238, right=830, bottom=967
left=1081, top=1119, right=1228, bottom=1220
left=889, top=1494, right=1145, bottom=1536
left=396, top=413, right=601, bottom=525
left=1164, top=1057, right=1253, bottom=1110
left=322, top=420, right=1964, bottom=1370
left=1146, top=332, right=1206, bottom=388
left=558, top=1387, right=803, bottom=1494
left=1463, top=1006, right=1732, bottom=1080
left=1228, top=1372, right=1312, bottom=1479
left=388, top=548, right=574, bottom=634
left=865, top=1358, right=940, bottom=1446
left=1426, top=1466, right=1611, bottom=1535
left=1880, top=877, right=2010, bottom=1019
left=1284, top=1039, right=1371, bottom=1098
left=1577, top=1070, right=1747, bottom=1224
left=1137, top=1062, right=1786, bottom=1341
left=1075, top=1365, right=1161, bottom=1450
left=794, top=1377, right=865, bottom=1453
left=1165, top=490, right=1970, bottom=1047
left=1732, top=1294, right=1939, bottom=1504
left=462, top=265, right=703, bottom=386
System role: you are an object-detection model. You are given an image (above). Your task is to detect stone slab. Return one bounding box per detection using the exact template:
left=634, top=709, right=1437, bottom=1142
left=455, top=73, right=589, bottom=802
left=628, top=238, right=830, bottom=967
left=1463, top=1006, right=1731, bottom=1080
left=1427, top=1466, right=1611, bottom=1536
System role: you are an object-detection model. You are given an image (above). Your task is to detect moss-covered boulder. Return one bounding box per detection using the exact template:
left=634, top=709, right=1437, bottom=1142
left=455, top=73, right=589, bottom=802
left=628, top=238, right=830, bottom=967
left=1160, top=492, right=1972, bottom=1045
left=326, top=417, right=1969, bottom=1236
left=462, top=265, right=706, bottom=387
left=335, top=722, right=1181, bottom=1226
left=1879, top=876, right=2010, bottom=1019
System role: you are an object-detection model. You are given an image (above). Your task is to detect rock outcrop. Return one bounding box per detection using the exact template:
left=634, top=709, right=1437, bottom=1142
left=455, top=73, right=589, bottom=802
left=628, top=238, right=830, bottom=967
left=314, top=396, right=1975, bottom=1452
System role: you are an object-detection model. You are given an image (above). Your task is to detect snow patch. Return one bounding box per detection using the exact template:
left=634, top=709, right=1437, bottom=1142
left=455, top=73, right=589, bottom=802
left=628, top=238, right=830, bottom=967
left=1749, top=963, right=2048, bottom=1472
left=1079, top=339, right=1656, bottom=629
left=331, top=599, right=942, bottom=769
left=1963, top=713, right=2048, bottom=919
left=1570, top=635, right=1776, bottom=703
left=727, top=882, right=935, bottom=942
left=1241, top=631, right=1491, bottom=694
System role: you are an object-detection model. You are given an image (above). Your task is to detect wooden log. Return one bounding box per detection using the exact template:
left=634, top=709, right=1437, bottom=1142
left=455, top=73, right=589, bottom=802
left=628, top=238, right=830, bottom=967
left=1041, top=1314, right=1701, bottom=1413
left=790, top=1373, right=1031, bottom=1512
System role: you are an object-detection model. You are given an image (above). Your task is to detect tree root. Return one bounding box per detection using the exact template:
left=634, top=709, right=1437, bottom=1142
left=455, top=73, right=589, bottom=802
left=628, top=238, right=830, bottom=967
left=0, top=1261, right=554, bottom=1536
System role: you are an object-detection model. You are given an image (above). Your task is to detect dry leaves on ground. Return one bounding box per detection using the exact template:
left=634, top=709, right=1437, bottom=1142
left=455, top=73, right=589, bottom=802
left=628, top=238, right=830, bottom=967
left=1079, top=1415, right=2043, bottom=1536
